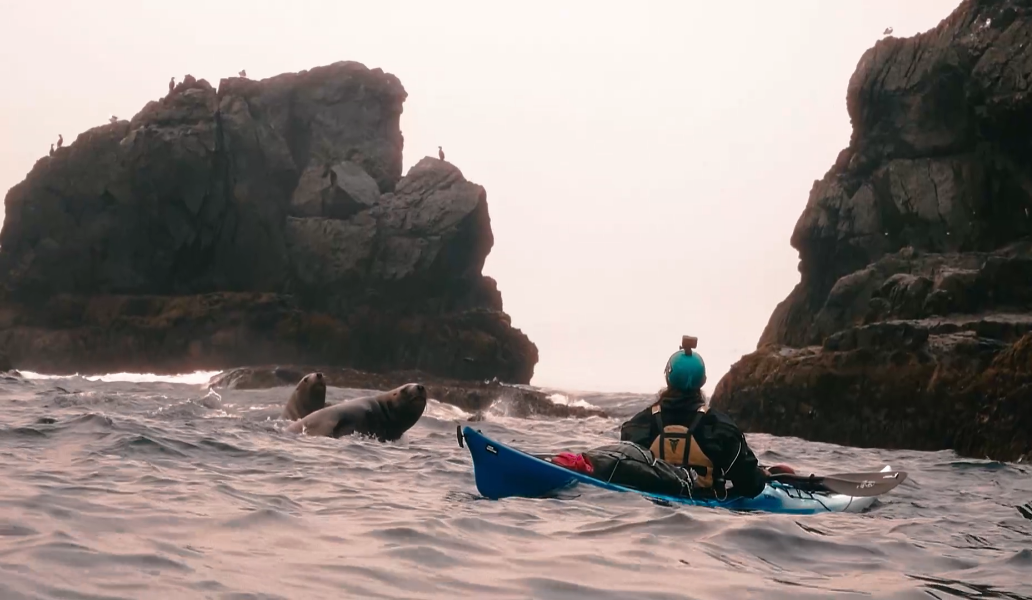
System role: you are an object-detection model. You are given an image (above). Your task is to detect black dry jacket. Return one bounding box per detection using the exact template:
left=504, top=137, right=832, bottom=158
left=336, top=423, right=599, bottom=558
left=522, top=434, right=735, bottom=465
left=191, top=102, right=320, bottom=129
left=612, top=389, right=767, bottom=499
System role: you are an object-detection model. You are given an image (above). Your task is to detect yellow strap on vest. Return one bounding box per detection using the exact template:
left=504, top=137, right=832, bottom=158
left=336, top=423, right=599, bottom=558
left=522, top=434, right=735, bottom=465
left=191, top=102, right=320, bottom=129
left=648, top=406, right=716, bottom=489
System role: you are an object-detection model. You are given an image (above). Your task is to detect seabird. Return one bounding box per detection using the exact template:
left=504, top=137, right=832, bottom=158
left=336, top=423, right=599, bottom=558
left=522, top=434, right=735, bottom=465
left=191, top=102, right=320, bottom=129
left=438, top=146, right=445, bottom=161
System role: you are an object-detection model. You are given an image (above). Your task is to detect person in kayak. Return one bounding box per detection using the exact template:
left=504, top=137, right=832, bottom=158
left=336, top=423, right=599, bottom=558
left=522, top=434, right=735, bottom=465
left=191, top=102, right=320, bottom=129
left=617, top=336, right=781, bottom=499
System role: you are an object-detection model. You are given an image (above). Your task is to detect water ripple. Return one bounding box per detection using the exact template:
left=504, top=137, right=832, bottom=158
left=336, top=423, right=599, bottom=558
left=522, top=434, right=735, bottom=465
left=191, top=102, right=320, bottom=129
left=0, top=375, right=1029, bottom=599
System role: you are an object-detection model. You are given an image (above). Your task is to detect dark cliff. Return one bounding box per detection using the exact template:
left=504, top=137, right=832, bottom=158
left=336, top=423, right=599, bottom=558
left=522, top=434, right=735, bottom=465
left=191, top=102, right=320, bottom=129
left=711, top=0, right=1032, bottom=462
left=0, top=61, right=538, bottom=383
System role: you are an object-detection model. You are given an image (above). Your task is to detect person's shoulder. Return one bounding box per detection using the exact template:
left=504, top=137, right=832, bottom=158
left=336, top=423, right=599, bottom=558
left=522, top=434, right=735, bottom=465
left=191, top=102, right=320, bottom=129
left=700, top=406, right=744, bottom=432
left=703, top=405, right=730, bottom=418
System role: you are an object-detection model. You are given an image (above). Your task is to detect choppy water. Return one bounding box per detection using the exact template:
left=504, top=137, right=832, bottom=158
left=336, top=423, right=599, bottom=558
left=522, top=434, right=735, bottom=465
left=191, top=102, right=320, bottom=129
left=0, top=372, right=1030, bottom=600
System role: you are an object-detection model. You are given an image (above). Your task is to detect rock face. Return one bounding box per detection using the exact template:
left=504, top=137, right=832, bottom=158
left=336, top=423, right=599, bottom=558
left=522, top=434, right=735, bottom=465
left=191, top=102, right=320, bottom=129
left=0, top=62, right=538, bottom=384
left=711, top=0, right=1032, bottom=462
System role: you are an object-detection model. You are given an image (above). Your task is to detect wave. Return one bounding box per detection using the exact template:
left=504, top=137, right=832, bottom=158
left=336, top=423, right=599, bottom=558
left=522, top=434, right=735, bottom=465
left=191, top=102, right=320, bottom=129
left=1, top=373, right=1031, bottom=599
left=19, top=369, right=224, bottom=386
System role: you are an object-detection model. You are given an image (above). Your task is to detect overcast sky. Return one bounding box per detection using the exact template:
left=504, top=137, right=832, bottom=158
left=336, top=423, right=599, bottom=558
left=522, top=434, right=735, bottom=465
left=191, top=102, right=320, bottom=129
left=0, top=0, right=960, bottom=393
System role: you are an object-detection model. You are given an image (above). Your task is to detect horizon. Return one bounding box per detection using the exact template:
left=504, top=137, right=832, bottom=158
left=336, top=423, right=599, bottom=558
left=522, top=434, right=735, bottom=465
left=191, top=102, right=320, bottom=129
left=0, top=0, right=961, bottom=394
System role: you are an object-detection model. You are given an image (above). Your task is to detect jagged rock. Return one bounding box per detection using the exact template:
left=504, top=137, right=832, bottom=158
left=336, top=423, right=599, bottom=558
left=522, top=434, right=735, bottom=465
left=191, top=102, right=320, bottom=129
left=0, top=61, right=538, bottom=384
left=713, top=0, right=1032, bottom=462
left=955, top=332, right=1032, bottom=461
left=290, top=161, right=381, bottom=219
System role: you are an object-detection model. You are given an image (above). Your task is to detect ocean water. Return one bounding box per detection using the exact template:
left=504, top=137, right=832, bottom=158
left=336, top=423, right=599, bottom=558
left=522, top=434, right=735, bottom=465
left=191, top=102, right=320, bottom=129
left=0, top=372, right=1030, bottom=600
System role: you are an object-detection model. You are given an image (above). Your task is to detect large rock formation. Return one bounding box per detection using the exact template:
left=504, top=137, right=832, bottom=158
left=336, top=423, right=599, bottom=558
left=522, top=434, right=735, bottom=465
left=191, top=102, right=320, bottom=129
left=712, top=0, right=1032, bottom=462
left=0, top=62, right=538, bottom=383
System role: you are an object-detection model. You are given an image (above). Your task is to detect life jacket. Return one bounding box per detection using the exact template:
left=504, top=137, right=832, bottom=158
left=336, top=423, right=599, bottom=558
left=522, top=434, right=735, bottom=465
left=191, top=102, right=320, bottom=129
left=647, top=403, right=719, bottom=489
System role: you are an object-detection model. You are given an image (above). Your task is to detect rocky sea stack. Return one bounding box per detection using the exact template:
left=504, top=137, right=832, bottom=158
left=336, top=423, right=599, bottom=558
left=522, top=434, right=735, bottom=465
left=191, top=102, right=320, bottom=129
left=711, top=0, right=1032, bottom=462
left=0, top=61, right=538, bottom=384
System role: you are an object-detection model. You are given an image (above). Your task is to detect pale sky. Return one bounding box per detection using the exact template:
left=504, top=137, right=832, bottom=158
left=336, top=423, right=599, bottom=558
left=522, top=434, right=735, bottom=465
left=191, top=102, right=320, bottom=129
left=0, top=0, right=959, bottom=393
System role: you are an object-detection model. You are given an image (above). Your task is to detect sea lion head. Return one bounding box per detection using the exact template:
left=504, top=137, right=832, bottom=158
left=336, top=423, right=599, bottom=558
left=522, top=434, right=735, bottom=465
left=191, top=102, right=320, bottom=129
left=379, top=383, right=428, bottom=440
left=282, top=372, right=327, bottom=420
left=300, top=371, right=327, bottom=402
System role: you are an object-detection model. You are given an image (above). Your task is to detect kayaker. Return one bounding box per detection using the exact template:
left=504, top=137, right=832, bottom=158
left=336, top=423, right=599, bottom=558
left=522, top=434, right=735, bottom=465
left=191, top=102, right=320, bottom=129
left=618, top=336, right=779, bottom=499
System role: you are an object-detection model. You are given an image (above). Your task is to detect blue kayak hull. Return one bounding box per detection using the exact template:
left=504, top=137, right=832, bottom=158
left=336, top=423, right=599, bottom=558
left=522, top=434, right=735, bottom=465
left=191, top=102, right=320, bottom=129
left=459, top=426, right=879, bottom=515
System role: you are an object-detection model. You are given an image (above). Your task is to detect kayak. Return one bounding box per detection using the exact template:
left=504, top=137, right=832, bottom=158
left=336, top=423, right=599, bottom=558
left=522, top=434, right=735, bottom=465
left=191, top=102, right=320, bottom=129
left=457, top=425, right=885, bottom=515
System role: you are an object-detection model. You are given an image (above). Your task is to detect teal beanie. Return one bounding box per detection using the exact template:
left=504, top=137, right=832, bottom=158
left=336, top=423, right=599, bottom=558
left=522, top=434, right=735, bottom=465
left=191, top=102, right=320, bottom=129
left=664, top=350, right=707, bottom=392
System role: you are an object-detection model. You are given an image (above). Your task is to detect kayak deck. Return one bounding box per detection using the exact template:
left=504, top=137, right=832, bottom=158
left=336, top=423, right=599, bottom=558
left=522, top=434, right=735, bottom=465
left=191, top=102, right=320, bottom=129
left=458, top=426, right=879, bottom=515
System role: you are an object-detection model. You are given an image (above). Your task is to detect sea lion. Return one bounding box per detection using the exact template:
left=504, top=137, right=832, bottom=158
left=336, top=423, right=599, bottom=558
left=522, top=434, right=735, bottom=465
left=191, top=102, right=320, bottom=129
left=286, top=383, right=427, bottom=442
left=281, top=372, right=328, bottom=421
